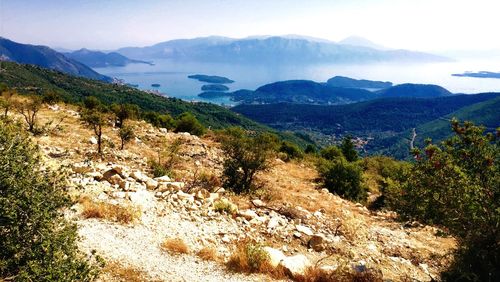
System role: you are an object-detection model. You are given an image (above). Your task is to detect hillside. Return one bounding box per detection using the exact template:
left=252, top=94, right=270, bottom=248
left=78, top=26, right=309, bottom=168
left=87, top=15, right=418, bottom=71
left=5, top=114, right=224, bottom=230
left=232, top=94, right=500, bottom=135
left=378, top=83, right=452, bottom=98
left=326, top=76, right=392, bottom=89
left=116, top=36, right=449, bottom=63
left=65, top=48, right=152, bottom=68
left=0, top=37, right=111, bottom=82
left=1, top=102, right=455, bottom=281
left=368, top=96, right=500, bottom=159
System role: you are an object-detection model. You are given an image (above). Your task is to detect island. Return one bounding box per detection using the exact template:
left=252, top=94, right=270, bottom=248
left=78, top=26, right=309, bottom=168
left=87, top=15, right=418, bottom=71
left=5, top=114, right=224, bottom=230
left=326, top=76, right=392, bottom=89
left=188, top=74, right=234, bottom=84
left=201, top=84, right=230, bottom=91
left=452, top=71, right=500, bottom=79
left=151, top=83, right=161, bottom=87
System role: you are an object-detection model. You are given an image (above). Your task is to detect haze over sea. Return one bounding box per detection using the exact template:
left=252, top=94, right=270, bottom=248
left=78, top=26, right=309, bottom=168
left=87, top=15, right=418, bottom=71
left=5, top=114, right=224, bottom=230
left=95, top=58, right=500, bottom=105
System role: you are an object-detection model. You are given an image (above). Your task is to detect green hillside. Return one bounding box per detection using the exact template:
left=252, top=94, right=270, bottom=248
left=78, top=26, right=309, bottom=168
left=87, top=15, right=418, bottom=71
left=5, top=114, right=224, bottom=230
left=369, top=96, right=500, bottom=159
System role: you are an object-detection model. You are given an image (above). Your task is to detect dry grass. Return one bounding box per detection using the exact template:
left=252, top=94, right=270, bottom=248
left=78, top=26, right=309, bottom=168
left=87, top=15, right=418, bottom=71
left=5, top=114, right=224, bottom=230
left=196, top=246, right=219, bottom=261
left=299, top=265, right=384, bottom=282
left=101, top=261, right=158, bottom=282
left=226, top=240, right=286, bottom=279
left=161, top=238, right=189, bottom=255
left=80, top=197, right=140, bottom=224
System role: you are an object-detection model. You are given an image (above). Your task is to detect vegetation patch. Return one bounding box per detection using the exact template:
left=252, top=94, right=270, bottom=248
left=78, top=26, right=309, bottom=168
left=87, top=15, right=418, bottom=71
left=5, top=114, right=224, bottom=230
left=161, top=238, right=189, bottom=255
left=80, top=197, right=140, bottom=224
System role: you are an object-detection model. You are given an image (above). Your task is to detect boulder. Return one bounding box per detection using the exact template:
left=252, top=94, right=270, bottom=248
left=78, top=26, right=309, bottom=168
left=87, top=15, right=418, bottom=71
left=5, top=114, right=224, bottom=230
left=251, top=199, right=265, bottom=207
left=280, top=255, right=312, bottom=278
left=89, top=136, right=98, bottom=145
left=263, top=247, right=286, bottom=268
left=128, top=190, right=154, bottom=209
left=108, top=174, right=124, bottom=186
left=267, top=216, right=280, bottom=229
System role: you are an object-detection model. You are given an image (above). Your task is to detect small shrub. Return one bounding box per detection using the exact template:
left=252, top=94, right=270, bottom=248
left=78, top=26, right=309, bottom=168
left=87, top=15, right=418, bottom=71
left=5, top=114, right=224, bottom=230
left=196, top=247, right=218, bottom=261
left=161, top=238, right=189, bottom=254
left=227, top=241, right=270, bottom=273
left=320, top=146, right=343, bottom=161
left=119, top=125, right=135, bottom=150
left=305, top=144, right=317, bottom=154
left=150, top=160, right=171, bottom=178
left=213, top=199, right=238, bottom=215
left=301, top=265, right=383, bottom=282
left=80, top=197, right=140, bottom=224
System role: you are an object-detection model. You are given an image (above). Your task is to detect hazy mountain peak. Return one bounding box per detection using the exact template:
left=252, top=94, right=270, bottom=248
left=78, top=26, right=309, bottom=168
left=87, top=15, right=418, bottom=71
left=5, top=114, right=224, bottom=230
left=338, top=36, right=389, bottom=50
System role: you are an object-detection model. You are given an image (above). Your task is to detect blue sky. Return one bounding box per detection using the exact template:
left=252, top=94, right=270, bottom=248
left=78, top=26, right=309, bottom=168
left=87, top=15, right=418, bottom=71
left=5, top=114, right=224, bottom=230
left=1, top=0, right=498, bottom=51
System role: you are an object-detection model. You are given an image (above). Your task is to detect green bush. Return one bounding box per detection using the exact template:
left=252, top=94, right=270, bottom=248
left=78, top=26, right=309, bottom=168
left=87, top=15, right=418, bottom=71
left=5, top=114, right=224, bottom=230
left=317, top=157, right=367, bottom=202
left=278, top=141, right=303, bottom=161
left=320, top=146, right=343, bottom=161
left=111, top=103, right=139, bottom=128
left=340, top=135, right=359, bottom=162
left=143, top=111, right=176, bottom=129
left=0, top=121, right=101, bottom=281
left=395, top=120, right=499, bottom=281
left=174, top=112, right=205, bottom=136
left=221, top=127, right=277, bottom=194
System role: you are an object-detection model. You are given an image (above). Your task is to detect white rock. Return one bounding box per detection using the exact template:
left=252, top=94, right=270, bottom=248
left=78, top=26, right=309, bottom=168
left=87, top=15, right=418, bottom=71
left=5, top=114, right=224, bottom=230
left=263, top=247, right=286, bottom=268
left=251, top=199, right=265, bottom=207
left=145, top=179, right=158, bottom=190
left=177, top=191, right=194, bottom=201
left=296, top=225, right=314, bottom=236
left=267, top=217, right=280, bottom=229
left=130, top=170, right=149, bottom=183
left=238, top=209, right=259, bottom=220
left=280, top=255, right=312, bottom=277
left=128, top=190, right=154, bottom=209
left=89, top=136, right=98, bottom=145
left=155, top=175, right=172, bottom=182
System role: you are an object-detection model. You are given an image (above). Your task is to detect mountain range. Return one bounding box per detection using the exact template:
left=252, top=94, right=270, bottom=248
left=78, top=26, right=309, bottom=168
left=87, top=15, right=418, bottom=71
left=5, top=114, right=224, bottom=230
left=0, top=37, right=111, bottom=82
left=116, top=36, right=450, bottom=63
left=64, top=48, right=152, bottom=68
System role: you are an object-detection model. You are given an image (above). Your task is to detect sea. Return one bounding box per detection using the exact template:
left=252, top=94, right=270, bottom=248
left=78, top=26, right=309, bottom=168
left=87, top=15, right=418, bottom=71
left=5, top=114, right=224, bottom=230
left=94, top=58, right=500, bottom=106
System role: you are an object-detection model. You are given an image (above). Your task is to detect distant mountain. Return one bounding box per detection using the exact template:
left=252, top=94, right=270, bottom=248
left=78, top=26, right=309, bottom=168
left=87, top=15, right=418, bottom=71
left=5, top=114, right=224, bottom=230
left=231, top=80, right=376, bottom=104
left=326, top=76, right=392, bottom=89
left=378, top=83, right=452, bottom=98
left=452, top=71, right=500, bottom=79
left=116, top=36, right=449, bottom=64
left=65, top=48, right=152, bottom=68
left=0, top=37, right=111, bottom=82
left=231, top=94, right=500, bottom=135
left=338, top=36, right=389, bottom=50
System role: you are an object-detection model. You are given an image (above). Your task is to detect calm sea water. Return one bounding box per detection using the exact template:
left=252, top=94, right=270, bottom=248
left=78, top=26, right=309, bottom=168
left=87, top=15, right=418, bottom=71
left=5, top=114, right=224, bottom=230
left=94, top=59, right=500, bottom=106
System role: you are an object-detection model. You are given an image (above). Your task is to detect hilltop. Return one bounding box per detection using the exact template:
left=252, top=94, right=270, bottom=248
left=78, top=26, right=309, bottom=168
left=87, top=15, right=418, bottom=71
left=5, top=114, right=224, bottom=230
left=64, top=48, right=153, bottom=68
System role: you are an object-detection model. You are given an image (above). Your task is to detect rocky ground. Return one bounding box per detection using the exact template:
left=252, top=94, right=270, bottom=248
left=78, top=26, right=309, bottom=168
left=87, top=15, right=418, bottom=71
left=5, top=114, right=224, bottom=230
left=31, top=104, right=456, bottom=281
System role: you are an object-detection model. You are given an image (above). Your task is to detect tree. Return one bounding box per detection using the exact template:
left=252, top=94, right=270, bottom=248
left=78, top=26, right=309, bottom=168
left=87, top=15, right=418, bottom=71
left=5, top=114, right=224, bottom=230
left=42, top=90, right=61, bottom=105
left=111, top=103, right=139, bottom=128
left=118, top=125, right=135, bottom=150
left=340, top=135, right=358, bottom=162
left=317, top=156, right=367, bottom=202
left=15, top=96, right=43, bottom=133
left=174, top=112, right=205, bottom=136
left=305, top=144, right=317, bottom=154
left=221, top=128, right=277, bottom=194
left=80, top=97, right=108, bottom=155
left=0, top=84, right=15, bottom=119
left=396, top=120, right=499, bottom=280
left=143, top=111, right=176, bottom=129
left=0, top=120, right=101, bottom=281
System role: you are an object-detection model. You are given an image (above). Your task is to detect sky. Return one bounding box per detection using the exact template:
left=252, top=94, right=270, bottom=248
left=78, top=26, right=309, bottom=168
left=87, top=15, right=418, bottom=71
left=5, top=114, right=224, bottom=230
left=1, top=0, right=499, bottom=51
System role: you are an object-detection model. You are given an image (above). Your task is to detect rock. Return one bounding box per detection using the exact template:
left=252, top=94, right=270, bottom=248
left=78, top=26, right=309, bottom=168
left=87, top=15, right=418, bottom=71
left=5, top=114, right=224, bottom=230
left=87, top=171, right=103, bottom=180
left=177, top=191, right=194, bottom=201
left=129, top=190, right=154, bottom=209
left=130, top=170, right=149, bottom=183
left=155, top=175, right=172, bottom=182
left=320, top=188, right=330, bottom=194
left=263, top=247, right=286, bottom=268
left=72, top=162, right=92, bottom=174
left=296, top=225, right=314, bottom=236
left=111, top=191, right=127, bottom=199
left=145, top=179, right=158, bottom=190
left=308, top=234, right=327, bottom=252
left=102, top=169, right=120, bottom=182
left=251, top=199, right=265, bottom=207
left=108, top=174, right=124, bottom=186
left=159, top=128, right=168, bottom=133
left=267, top=217, right=280, bottom=229
left=89, top=136, right=98, bottom=145
left=280, top=255, right=312, bottom=278
left=238, top=209, right=258, bottom=221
